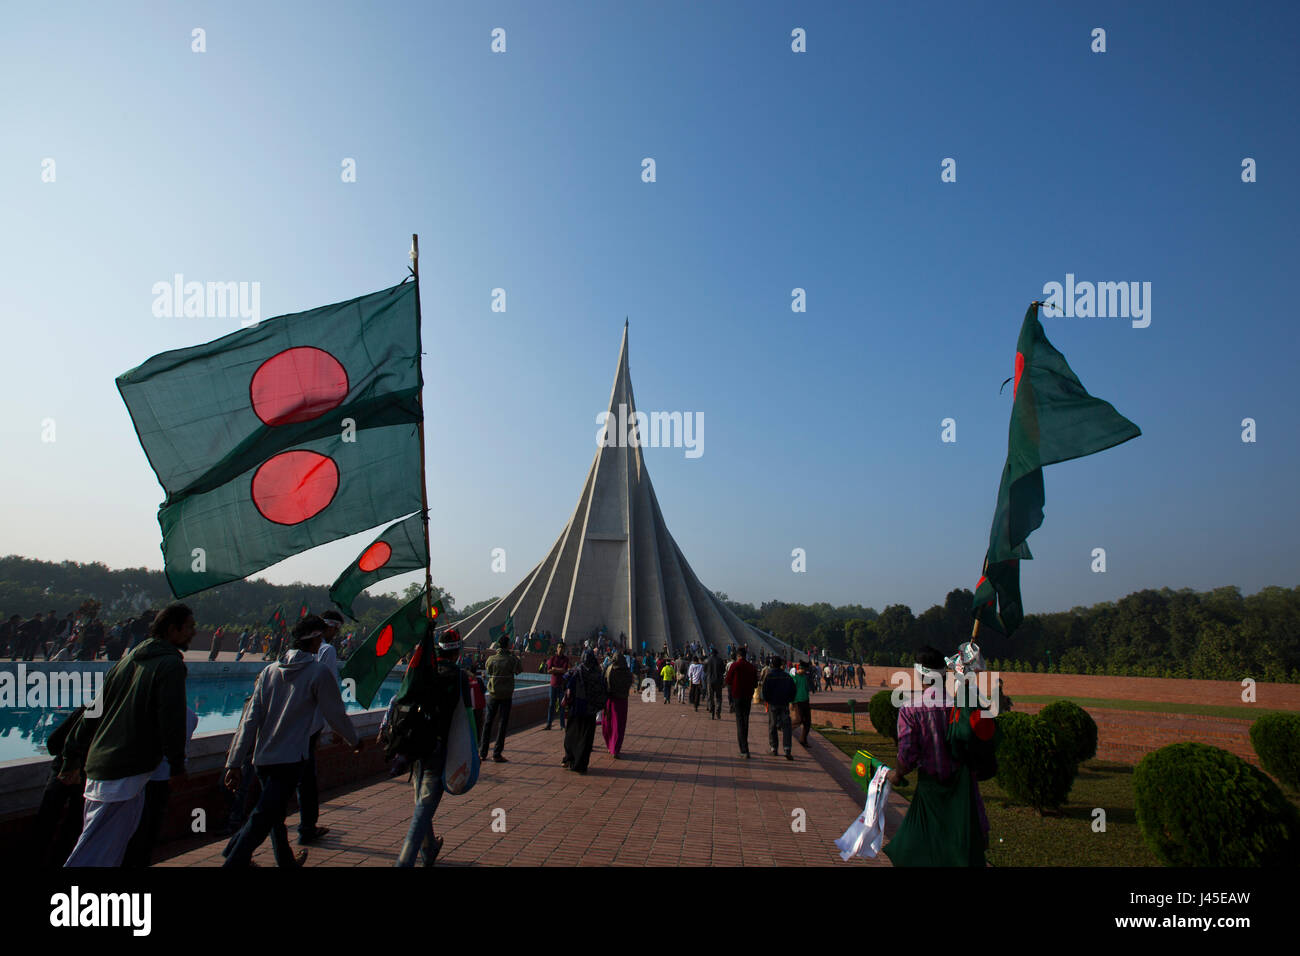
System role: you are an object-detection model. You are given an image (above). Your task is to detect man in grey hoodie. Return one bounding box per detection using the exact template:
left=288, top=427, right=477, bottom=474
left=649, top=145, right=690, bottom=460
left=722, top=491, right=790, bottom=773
left=222, top=615, right=362, bottom=867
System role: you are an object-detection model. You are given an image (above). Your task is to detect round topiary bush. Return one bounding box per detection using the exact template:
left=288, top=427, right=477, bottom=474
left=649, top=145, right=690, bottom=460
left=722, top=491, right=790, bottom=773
left=1038, top=699, right=1098, bottom=765
left=1250, top=713, right=1300, bottom=792
left=1133, top=742, right=1300, bottom=867
left=868, top=689, right=899, bottom=741
left=994, top=711, right=1077, bottom=812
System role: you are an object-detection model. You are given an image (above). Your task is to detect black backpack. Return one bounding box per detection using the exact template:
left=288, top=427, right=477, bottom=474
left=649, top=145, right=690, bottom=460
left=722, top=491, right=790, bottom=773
left=385, top=647, right=465, bottom=761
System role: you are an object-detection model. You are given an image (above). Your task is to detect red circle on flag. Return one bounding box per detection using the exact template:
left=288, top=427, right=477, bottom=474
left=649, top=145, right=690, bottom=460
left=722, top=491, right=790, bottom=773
left=375, top=625, right=394, bottom=657
left=971, top=710, right=996, bottom=740
left=1013, top=351, right=1025, bottom=399
left=358, top=542, right=392, bottom=572
left=250, top=347, right=349, bottom=426
left=855, top=762, right=866, bottom=777
left=250, top=450, right=339, bottom=524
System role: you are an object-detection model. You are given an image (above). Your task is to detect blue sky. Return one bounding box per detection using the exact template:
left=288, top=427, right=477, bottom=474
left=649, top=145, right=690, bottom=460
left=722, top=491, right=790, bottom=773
left=2, top=1, right=1297, bottom=617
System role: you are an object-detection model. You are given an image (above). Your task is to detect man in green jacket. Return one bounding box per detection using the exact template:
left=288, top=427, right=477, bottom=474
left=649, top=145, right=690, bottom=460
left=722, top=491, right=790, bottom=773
left=61, top=602, right=193, bottom=867
left=479, top=635, right=522, bottom=763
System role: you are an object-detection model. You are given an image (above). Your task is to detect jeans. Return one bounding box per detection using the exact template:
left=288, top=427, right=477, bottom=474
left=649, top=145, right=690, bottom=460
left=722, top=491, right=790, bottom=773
left=223, top=762, right=305, bottom=867
left=768, top=705, right=792, bottom=754
left=734, top=700, right=752, bottom=754
left=480, top=697, right=513, bottom=758
left=397, top=753, right=447, bottom=866
left=296, top=730, right=321, bottom=838
left=546, top=686, right=566, bottom=729
left=707, top=683, right=723, bottom=717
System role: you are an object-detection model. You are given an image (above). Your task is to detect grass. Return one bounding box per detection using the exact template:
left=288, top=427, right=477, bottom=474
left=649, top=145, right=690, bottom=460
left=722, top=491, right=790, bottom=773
left=1011, top=695, right=1289, bottom=721
left=818, top=725, right=1162, bottom=866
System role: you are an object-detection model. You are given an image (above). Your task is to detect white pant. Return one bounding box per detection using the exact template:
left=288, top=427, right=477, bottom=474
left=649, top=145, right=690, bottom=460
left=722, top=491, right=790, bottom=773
left=65, top=790, right=147, bottom=867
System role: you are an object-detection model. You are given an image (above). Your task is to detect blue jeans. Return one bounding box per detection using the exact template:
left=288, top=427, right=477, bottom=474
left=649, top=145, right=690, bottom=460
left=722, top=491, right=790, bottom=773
left=397, top=753, right=447, bottom=867
left=223, top=762, right=305, bottom=867
left=546, top=686, right=566, bottom=729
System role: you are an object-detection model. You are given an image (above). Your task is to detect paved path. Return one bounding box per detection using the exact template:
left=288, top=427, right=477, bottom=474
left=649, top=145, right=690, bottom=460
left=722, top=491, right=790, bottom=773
left=158, top=690, right=894, bottom=867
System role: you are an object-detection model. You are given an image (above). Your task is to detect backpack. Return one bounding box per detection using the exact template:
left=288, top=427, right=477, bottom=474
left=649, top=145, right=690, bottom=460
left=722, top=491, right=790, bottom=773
left=385, top=645, right=465, bottom=761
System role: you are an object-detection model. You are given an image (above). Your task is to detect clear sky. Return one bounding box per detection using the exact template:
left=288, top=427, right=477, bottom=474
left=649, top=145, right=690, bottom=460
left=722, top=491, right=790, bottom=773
left=2, top=1, right=1297, bottom=617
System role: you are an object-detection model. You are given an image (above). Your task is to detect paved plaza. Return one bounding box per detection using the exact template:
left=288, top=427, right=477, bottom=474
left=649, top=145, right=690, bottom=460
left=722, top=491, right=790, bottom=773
left=159, top=687, right=902, bottom=867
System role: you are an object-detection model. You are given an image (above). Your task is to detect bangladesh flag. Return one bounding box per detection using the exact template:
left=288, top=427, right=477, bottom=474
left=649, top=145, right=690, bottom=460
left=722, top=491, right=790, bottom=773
left=974, top=304, right=1140, bottom=634
left=488, top=614, right=514, bottom=646
left=266, top=606, right=287, bottom=635
left=341, top=591, right=442, bottom=709
left=329, top=511, right=428, bottom=619
left=117, top=282, right=423, bottom=598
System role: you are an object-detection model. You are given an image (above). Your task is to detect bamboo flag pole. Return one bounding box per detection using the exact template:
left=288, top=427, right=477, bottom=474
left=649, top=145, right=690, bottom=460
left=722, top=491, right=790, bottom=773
left=411, top=233, right=436, bottom=618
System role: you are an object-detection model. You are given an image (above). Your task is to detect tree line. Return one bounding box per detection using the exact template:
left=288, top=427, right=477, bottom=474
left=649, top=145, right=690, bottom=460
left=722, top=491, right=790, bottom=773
left=3, top=557, right=1295, bottom=681
left=716, top=585, right=1300, bottom=683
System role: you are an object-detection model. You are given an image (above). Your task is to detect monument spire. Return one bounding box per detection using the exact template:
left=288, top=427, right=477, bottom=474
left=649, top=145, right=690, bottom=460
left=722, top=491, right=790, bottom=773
left=454, top=324, right=776, bottom=656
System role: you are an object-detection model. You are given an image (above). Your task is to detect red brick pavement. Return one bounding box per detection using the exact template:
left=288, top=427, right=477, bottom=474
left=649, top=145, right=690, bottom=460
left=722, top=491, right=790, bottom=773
left=158, top=691, right=896, bottom=867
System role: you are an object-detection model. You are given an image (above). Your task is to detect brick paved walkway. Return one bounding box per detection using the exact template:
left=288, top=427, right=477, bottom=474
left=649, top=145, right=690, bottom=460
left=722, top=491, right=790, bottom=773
left=158, top=691, right=897, bottom=867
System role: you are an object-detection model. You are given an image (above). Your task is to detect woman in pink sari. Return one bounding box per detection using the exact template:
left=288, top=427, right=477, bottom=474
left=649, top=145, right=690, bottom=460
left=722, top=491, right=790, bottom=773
left=602, top=653, right=634, bottom=757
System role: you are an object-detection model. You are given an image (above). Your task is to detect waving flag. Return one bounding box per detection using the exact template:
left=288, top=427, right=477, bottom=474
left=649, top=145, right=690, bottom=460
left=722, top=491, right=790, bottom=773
left=341, top=592, right=442, bottom=709
left=329, top=512, right=428, bottom=619
left=974, top=304, right=1140, bottom=634
left=489, top=614, right=514, bottom=646
left=117, top=281, right=423, bottom=597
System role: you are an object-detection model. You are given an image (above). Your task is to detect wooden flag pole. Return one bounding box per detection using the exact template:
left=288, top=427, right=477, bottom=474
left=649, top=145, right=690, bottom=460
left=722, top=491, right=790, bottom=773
left=411, top=233, right=435, bottom=617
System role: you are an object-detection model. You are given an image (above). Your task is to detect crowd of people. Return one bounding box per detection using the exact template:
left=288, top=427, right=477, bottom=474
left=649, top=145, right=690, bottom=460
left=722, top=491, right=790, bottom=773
left=1, top=609, right=155, bottom=662
left=28, top=594, right=919, bottom=869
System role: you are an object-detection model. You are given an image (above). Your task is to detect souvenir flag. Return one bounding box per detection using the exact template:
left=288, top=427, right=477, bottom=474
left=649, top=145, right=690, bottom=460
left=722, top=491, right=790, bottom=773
left=974, top=304, right=1140, bottom=634
left=117, top=281, right=423, bottom=598
left=329, top=512, right=428, bottom=619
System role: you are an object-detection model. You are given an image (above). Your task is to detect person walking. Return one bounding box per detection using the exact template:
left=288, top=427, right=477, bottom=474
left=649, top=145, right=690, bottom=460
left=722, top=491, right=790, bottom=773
left=602, top=651, right=633, bottom=757
left=724, top=648, right=758, bottom=758
left=703, top=648, right=725, bottom=719
left=480, top=635, right=523, bottom=763
left=688, top=656, right=704, bottom=711
left=763, top=659, right=796, bottom=760
left=208, top=625, right=225, bottom=662
left=60, top=603, right=193, bottom=867
left=562, top=650, right=607, bottom=773
left=393, top=627, right=473, bottom=867
left=544, top=642, right=571, bottom=731
left=793, top=661, right=813, bottom=748
left=884, top=647, right=990, bottom=867
left=222, top=617, right=361, bottom=867
left=658, top=658, right=676, bottom=705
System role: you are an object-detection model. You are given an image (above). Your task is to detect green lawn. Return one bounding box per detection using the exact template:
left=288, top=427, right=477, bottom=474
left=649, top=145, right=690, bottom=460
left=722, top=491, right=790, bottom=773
left=818, top=726, right=1162, bottom=866
left=1010, top=695, right=1290, bottom=721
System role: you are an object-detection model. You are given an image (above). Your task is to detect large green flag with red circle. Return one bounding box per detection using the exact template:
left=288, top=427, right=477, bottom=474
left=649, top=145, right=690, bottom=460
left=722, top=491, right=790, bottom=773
left=974, top=304, right=1140, bottom=635
left=329, top=511, right=428, bottom=620
left=116, top=281, right=422, bottom=598
left=341, top=590, right=441, bottom=708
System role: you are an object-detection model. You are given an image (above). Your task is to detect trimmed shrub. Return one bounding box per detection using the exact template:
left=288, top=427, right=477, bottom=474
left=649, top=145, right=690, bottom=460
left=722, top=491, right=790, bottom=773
left=995, top=711, right=1077, bottom=812
left=868, top=689, right=900, bottom=741
left=1038, top=700, right=1098, bottom=764
left=1250, top=713, right=1300, bottom=791
left=1133, top=743, right=1300, bottom=867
